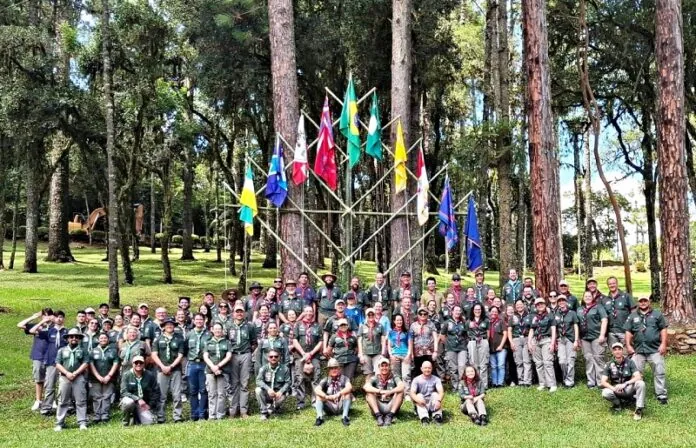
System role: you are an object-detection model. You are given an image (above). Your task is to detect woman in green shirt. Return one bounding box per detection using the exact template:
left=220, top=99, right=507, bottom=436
left=203, top=323, right=232, bottom=420
left=578, top=290, right=608, bottom=388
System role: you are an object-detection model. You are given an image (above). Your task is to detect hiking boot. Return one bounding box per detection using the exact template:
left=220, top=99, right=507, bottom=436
left=342, top=416, right=350, bottom=426
left=421, top=417, right=430, bottom=426
left=383, top=413, right=393, bottom=426
left=376, top=413, right=384, bottom=426
left=314, top=417, right=324, bottom=426
left=433, top=414, right=443, bottom=426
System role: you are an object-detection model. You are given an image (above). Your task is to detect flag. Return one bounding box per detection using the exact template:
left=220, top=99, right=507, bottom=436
left=265, top=135, right=288, bottom=207
left=339, top=76, right=361, bottom=168
left=416, top=145, right=429, bottom=226
left=293, top=115, right=309, bottom=185
left=366, top=91, right=382, bottom=160
left=314, top=96, right=338, bottom=190
left=394, top=120, right=407, bottom=193
left=464, top=196, right=483, bottom=272
left=438, top=175, right=458, bottom=251
left=239, top=166, right=258, bottom=236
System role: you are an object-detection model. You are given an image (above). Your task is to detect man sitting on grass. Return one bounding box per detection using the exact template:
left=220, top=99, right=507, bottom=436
left=600, top=342, right=645, bottom=421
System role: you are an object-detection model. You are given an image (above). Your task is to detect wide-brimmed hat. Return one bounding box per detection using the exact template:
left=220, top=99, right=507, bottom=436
left=586, top=278, right=598, bottom=284
left=321, top=272, right=337, bottom=282
left=248, top=281, right=262, bottom=291
left=63, top=328, right=85, bottom=339
left=327, top=358, right=340, bottom=369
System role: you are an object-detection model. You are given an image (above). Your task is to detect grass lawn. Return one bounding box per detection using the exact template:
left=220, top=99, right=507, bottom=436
left=0, top=243, right=693, bottom=447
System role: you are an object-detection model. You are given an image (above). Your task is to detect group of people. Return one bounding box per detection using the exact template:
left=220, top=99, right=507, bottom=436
left=19, top=269, right=669, bottom=430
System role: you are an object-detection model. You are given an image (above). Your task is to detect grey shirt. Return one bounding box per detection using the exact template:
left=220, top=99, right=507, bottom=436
left=410, top=374, right=442, bottom=400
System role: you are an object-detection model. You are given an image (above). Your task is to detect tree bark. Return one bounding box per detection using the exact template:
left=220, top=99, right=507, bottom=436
left=150, top=172, right=156, bottom=253
left=0, top=135, right=7, bottom=269
left=641, top=104, right=661, bottom=301
left=159, top=164, right=173, bottom=284
left=656, top=0, right=694, bottom=322
left=24, top=140, right=43, bottom=274
left=582, top=128, right=593, bottom=276
left=390, top=0, right=413, bottom=288
left=522, top=0, right=561, bottom=296
left=9, top=175, right=20, bottom=270
left=180, top=158, right=195, bottom=260
left=46, top=143, right=74, bottom=262
left=268, top=0, right=301, bottom=280
left=103, top=0, right=120, bottom=306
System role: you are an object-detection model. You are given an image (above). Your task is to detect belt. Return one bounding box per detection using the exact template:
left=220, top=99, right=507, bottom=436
left=233, top=350, right=251, bottom=355
left=190, top=358, right=203, bottom=363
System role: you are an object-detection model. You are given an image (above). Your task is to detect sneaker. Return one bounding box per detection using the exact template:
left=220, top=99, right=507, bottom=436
left=53, top=425, right=62, bottom=432
left=537, top=385, right=546, bottom=391
left=31, top=400, right=41, bottom=411
left=549, top=386, right=558, bottom=393
left=79, top=424, right=88, bottom=431
left=314, top=417, right=324, bottom=426
left=612, top=404, right=623, bottom=413
left=240, top=412, right=249, bottom=419
left=260, top=414, right=268, bottom=421
left=509, top=382, right=516, bottom=387
left=181, top=395, right=188, bottom=403
left=658, top=397, right=668, bottom=405
left=481, top=415, right=489, bottom=426
left=433, top=415, right=443, bottom=426
left=633, top=408, right=643, bottom=421
left=420, top=417, right=430, bottom=426
left=376, top=414, right=384, bottom=427
left=52, top=401, right=58, bottom=409
left=475, top=416, right=483, bottom=425
left=383, top=413, right=393, bottom=426
left=342, top=416, right=350, bottom=426
left=296, top=404, right=305, bottom=411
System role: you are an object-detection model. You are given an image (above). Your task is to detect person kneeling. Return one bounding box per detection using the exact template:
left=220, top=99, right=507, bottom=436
left=600, top=342, right=646, bottom=421
left=120, top=355, right=160, bottom=426
left=459, top=365, right=488, bottom=426
left=313, top=358, right=353, bottom=427
left=364, top=357, right=404, bottom=427
left=409, top=361, right=444, bottom=426
left=255, top=350, right=291, bottom=420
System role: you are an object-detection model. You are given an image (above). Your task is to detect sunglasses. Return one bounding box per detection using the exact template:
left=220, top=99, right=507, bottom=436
left=418, top=312, right=428, bottom=316
left=234, top=309, right=244, bottom=313
left=68, top=336, right=79, bottom=339
left=274, top=280, right=282, bottom=283
left=268, top=355, right=279, bottom=359
left=133, top=361, right=144, bottom=365
left=549, top=295, right=557, bottom=297
left=219, top=305, right=229, bottom=308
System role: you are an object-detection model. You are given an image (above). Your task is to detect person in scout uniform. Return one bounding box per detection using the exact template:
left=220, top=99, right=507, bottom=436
left=137, top=303, right=156, bottom=347
left=53, top=328, right=89, bottom=431
left=203, top=291, right=218, bottom=317
left=440, top=305, right=468, bottom=390
left=292, top=305, right=322, bottom=410
left=393, top=291, right=417, bottom=330
left=313, top=358, right=353, bottom=427
left=554, top=295, right=580, bottom=387
left=439, top=293, right=457, bottom=322
left=358, top=308, right=386, bottom=380
left=502, top=269, right=523, bottom=305
left=254, top=287, right=281, bottom=321
left=203, top=322, right=232, bottom=420
left=82, top=318, right=100, bottom=353
left=624, top=296, right=669, bottom=405
left=119, top=325, right=151, bottom=372
left=410, top=361, right=444, bottom=426
left=409, top=307, right=439, bottom=377
left=228, top=303, right=257, bottom=418
left=120, top=355, right=160, bottom=426
left=601, top=276, right=635, bottom=348
left=461, top=290, right=481, bottom=318
left=31, top=310, right=67, bottom=416
left=151, top=318, right=185, bottom=423
left=578, top=290, right=608, bottom=388
left=256, top=321, right=289, bottom=372
left=467, top=303, right=490, bottom=389
left=255, top=350, right=292, bottom=420
left=344, top=276, right=369, bottom=310
left=212, top=301, right=233, bottom=334
left=97, top=303, right=110, bottom=323
left=558, top=279, right=579, bottom=311
left=243, top=282, right=264, bottom=321
left=528, top=298, right=558, bottom=392
left=600, top=342, right=646, bottom=420
left=186, top=313, right=211, bottom=421
left=446, top=273, right=464, bottom=306
left=328, top=318, right=360, bottom=380
left=508, top=299, right=533, bottom=386
left=363, top=357, right=405, bottom=426
left=420, top=277, right=444, bottom=311
left=471, top=270, right=492, bottom=303
left=522, top=277, right=541, bottom=298
left=459, top=365, right=488, bottom=426
left=279, top=279, right=304, bottom=324
left=74, top=309, right=88, bottom=334
left=369, top=272, right=393, bottom=313
left=488, top=305, right=509, bottom=388
left=393, top=271, right=419, bottom=308
left=296, top=272, right=317, bottom=312
left=322, top=299, right=358, bottom=355
left=317, top=272, right=342, bottom=326
left=89, top=332, right=119, bottom=423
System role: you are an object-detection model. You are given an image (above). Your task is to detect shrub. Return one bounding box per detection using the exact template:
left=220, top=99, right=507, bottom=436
left=635, top=261, right=647, bottom=273
left=69, top=228, right=88, bottom=242
left=91, top=230, right=106, bottom=243
left=486, top=257, right=500, bottom=271
left=172, top=235, right=184, bottom=246
left=155, top=233, right=164, bottom=243
left=191, top=234, right=200, bottom=245
left=37, top=226, right=49, bottom=241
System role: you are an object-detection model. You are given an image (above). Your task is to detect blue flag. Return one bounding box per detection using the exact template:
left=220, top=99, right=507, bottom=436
left=265, top=135, right=288, bottom=207
left=438, top=175, right=458, bottom=251
left=464, top=196, right=483, bottom=272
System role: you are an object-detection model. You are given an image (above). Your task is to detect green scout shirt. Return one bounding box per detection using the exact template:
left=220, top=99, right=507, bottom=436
left=90, top=345, right=119, bottom=379
left=279, top=294, right=304, bottom=317
left=461, top=299, right=481, bottom=318
left=554, top=309, right=579, bottom=342
left=370, top=374, right=403, bottom=401
left=186, top=328, right=211, bottom=361
left=578, top=303, right=608, bottom=341
left=393, top=287, right=420, bottom=307
left=279, top=322, right=295, bottom=340
left=602, top=291, right=634, bottom=334
left=623, top=309, right=668, bottom=355
left=81, top=332, right=99, bottom=353
left=472, top=283, right=492, bottom=302
left=204, top=337, right=231, bottom=374
left=358, top=323, right=384, bottom=356
left=467, top=317, right=489, bottom=341
left=318, top=286, right=343, bottom=315
left=440, top=319, right=468, bottom=352
left=602, top=357, right=638, bottom=385
left=294, top=321, right=322, bottom=353
left=565, top=294, right=579, bottom=312
left=229, top=321, right=256, bottom=354
left=257, top=337, right=289, bottom=367
left=57, top=345, right=89, bottom=373
left=439, top=305, right=456, bottom=323
left=324, top=315, right=358, bottom=336
left=530, top=312, right=556, bottom=340
left=152, top=333, right=185, bottom=368
left=458, top=380, right=485, bottom=399
left=120, top=368, right=160, bottom=408
left=329, top=333, right=358, bottom=364
left=256, top=363, right=291, bottom=394
left=119, top=340, right=150, bottom=370
left=212, top=314, right=234, bottom=334
left=503, top=279, right=523, bottom=305
left=508, top=312, right=531, bottom=338
left=368, top=284, right=393, bottom=310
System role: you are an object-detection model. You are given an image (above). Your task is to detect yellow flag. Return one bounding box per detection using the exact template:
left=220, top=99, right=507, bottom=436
left=394, top=120, right=407, bottom=193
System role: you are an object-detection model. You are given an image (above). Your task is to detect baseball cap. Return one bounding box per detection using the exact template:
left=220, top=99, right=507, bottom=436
left=335, top=299, right=346, bottom=306
left=234, top=304, right=245, bottom=312
left=559, top=280, right=569, bottom=286
left=132, top=355, right=145, bottom=364
left=611, top=342, right=624, bottom=350
left=138, top=303, right=149, bottom=309
left=336, top=318, right=349, bottom=327
left=85, top=307, right=96, bottom=314
left=557, top=295, right=567, bottom=302
left=586, top=278, right=598, bottom=284
left=327, top=358, right=340, bottom=368
left=534, top=297, right=546, bottom=305
left=365, top=308, right=376, bottom=316
left=638, top=296, right=650, bottom=302
left=452, top=273, right=461, bottom=281
left=378, top=357, right=390, bottom=366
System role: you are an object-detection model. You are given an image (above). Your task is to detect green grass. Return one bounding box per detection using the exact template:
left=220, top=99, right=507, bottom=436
left=0, top=243, right=691, bottom=447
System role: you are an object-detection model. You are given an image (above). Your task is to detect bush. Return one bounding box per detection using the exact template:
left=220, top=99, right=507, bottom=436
left=171, top=235, right=183, bottom=246
left=155, top=233, right=164, bottom=243
left=91, top=230, right=106, bottom=243
left=69, top=228, right=88, bottom=242
left=200, top=236, right=208, bottom=247
left=191, top=234, right=200, bottom=245
left=17, top=225, right=26, bottom=239
left=486, top=257, right=500, bottom=271
left=37, top=226, right=49, bottom=241
left=635, top=261, right=647, bottom=273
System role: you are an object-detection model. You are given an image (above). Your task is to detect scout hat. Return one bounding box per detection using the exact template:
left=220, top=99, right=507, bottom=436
left=365, top=308, right=376, bottom=316
left=452, top=273, right=461, bottom=281
left=285, top=279, right=297, bottom=286
left=556, top=295, right=567, bottom=302
left=63, top=328, right=85, bottom=339
left=321, top=272, right=338, bottom=282
left=162, top=318, right=176, bottom=327
left=335, top=299, right=346, bottom=306
left=233, top=304, right=245, bottom=312
left=378, top=357, right=390, bottom=366
left=586, top=278, right=598, bottom=284
left=132, top=355, right=145, bottom=364
left=336, top=318, right=349, bottom=327
left=611, top=342, right=624, bottom=350
left=534, top=297, right=546, bottom=305
left=559, top=279, right=569, bottom=286
left=638, top=296, right=650, bottom=302
left=327, top=358, right=340, bottom=369
left=138, top=302, right=149, bottom=309
left=84, top=307, right=96, bottom=314
left=248, top=282, right=262, bottom=291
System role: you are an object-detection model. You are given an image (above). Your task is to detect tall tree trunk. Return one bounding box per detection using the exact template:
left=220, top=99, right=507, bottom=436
left=641, top=105, right=661, bottom=301
left=180, top=159, right=195, bottom=260
left=685, top=121, right=696, bottom=208
left=150, top=173, right=156, bottom=253
left=103, top=0, right=120, bottom=306
left=268, top=0, right=301, bottom=280
left=215, top=173, right=222, bottom=263
left=522, top=0, right=561, bottom=296
left=582, top=129, right=593, bottom=276
left=9, top=175, right=20, bottom=270
left=656, top=0, right=694, bottom=322
left=0, top=135, right=7, bottom=269
left=46, top=144, right=74, bottom=262
left=24, top=141, right=43, bottom=273
left=390, top=0, right=413, bottom=288
left=159, top=165, right=173, bottom=284
left=118, top=202, right=133, bottom=284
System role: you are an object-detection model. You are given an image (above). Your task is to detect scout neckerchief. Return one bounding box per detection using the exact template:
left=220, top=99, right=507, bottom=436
left=193, top=328, right=205, bottom=356
left=401, top=309, right=413, bottom=328
left=66, top=344, right=80, bottom=371
left=451, top=317, right=464, bottom=345
left=559, top=308, right=569, bottom=337
left=451, top=286, right=462, bottom=305
left=298, top=285, right=310, bottom=302
left=614, top=356, right=627, bottom=381
left=471, top=317, right=483, bottom=341
left=132, top=370, right=143, bottom=398
left=258, top=317, right=269, bottom=339
left=374, top=283, right=386, bottom=302
left=465, top=377, right=478, bottom=397
left=162, top=332, right=173, bottom=362
left=336, top=329, right=351, bottom=348
left=212, top=337, right=223, bottom=360
left=639, top=309, right=653, bottom=333
left=580, top=302, right=597, bottom=335
left=489, top=316, right=500, bottom=340
left=474, top=284, right=486, bottom=301
left=302, top=319, right=314, bottom=348
left=268, top=364, right=279, bottom=390
left=97, top=344, right=109, bottom=364
left=366, top=320, right=375, bottom=341
left=534, top=312, right=547, bottom=341
left=393, top=328, right=404, bottom=349
left=329, top=374, right=342, bottom=394
left=124, top=340, right=137, bottom=364
left=378, top=372, right=392, bottom=390
left=608, top=291, right=620, bottom=319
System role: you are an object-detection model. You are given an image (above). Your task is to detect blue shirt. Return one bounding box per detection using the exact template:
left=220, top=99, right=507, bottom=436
left=388, top=329, right=411, bottom=357
left=345, top=307, right=364, bottom=326
left=378, top=316, right=391, bottom=334
left=42, top=327, right=68, bottom=365
left=24, top=324, right=49, bottom=362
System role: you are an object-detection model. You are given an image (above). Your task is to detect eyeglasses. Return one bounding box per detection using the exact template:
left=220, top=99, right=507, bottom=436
left=549, top=294, right=557, bottom=297
left=219, top=305, right=228, bottom=308
left=418, top=312, right=428, bottom=316
left=268, top=355, right=279, bottom=359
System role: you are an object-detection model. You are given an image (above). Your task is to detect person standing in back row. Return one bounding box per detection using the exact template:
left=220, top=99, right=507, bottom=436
left=554, top=295, right=579, bottom=387
left=578, top=290, right=608, bottom=388
left=602, top=276, right=635, bottom=347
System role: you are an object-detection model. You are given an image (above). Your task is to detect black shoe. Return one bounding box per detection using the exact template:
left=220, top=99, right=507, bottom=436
left=433, top=415, right=443, bottom=426
left=612, top=404, right=623, bottom=413
left=342, top=416, right=350, bottom=426
left=469, top=414, right=478, bottom=424
left=658, top=397, right=668, bottom=405
left=633, top=408, right=643, bottom=421
left=314, top=417, right=324, bottom=426
left=481, top=415, right=489, bottom=426
left=383, top=413, right=393, bottom=426
left=191, top=416, right=199, bottom=422
left=421, top=417, right=430, bottom=426
left=376, top=414, right=384, bottom=427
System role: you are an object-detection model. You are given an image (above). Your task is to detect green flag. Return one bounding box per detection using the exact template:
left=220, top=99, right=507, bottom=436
left=366, top=92, right=382, bottom=160
left=339, top=77, right=361, bottom=168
